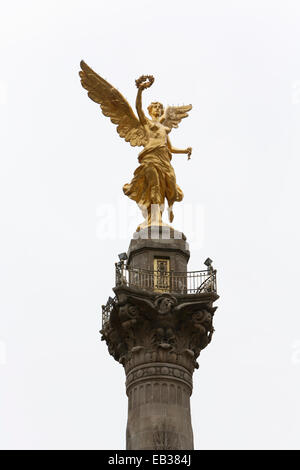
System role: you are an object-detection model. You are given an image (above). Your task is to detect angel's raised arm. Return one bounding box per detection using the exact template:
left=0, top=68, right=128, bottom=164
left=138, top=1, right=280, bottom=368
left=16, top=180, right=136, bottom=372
left=135, top=88, right=147, bottom=126
left=135, top=75, right=155, bottom=126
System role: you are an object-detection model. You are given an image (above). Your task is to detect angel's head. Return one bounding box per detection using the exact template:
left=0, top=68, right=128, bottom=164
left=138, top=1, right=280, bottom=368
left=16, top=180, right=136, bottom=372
left=147, top=102, right=164, bottom=119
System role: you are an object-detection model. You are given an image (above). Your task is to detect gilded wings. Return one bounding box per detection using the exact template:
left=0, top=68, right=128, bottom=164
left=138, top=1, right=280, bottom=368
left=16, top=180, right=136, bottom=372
left=79, top=60, right=147, bottom=147
left=79, top=61, right=192, bottom=145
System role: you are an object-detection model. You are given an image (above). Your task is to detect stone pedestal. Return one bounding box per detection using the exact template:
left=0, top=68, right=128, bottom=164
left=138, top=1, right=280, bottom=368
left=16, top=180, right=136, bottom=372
left=101, top=228, right=218, bottom=450
left=128, top=227, right=190, bottom=272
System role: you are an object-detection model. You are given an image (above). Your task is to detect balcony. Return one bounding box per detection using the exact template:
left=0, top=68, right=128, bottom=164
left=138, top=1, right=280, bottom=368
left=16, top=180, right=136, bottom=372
left=115, top=264, right=217, bottom=295
left=101, top=261, right=217, bottom=328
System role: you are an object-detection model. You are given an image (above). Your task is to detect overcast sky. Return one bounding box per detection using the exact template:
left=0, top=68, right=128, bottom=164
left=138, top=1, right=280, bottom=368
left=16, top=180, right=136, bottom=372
left=1, top=0, right=300, bottom=450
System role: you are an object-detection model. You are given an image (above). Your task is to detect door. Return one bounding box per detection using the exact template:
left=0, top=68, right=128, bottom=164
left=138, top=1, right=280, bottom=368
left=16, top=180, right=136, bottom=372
left=153, top=258, right=170, bottom=292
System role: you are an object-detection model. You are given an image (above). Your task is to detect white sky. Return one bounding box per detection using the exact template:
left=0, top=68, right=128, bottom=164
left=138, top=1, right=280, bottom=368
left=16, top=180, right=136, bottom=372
left=1, top=0, right=300, bottom=450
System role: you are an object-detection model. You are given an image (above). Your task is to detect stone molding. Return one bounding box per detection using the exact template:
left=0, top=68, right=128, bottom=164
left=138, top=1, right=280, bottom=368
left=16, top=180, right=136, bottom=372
left=126, top=362, right=193, bottom=394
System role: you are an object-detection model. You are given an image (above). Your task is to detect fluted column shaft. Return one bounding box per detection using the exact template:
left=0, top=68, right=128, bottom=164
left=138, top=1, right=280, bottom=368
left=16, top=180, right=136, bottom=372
left=126, top=361, right=193, bottom=450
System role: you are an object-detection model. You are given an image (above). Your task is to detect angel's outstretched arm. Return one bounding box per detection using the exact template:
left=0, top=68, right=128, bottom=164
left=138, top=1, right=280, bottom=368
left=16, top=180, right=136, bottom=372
left=167, top=136, right=192, bottom=158
left=136, top=88, right=147, bottom=126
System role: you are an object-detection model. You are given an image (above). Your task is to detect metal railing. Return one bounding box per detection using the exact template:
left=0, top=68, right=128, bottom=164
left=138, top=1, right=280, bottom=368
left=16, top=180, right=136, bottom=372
left=115, top=264, right=217, bottom=294
left=101, top=296, right=116, bottom=327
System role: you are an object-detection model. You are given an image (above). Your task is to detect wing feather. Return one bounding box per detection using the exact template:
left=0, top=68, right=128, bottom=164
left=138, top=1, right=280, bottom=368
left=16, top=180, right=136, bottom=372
left=79, top=61, right=147, bottom=147
left=160, top=104, right=192, bottom=130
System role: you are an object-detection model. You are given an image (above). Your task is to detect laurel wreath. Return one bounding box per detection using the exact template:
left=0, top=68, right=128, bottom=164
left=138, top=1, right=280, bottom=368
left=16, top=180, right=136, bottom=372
left=135, top=75, right=155, bottom=89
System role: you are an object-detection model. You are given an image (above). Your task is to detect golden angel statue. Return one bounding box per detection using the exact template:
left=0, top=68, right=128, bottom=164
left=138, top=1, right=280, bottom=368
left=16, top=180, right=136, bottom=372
left=79, top=61, right=192, bottom=231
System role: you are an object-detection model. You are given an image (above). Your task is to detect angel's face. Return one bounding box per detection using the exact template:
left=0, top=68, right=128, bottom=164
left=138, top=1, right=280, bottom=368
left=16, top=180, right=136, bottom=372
left=148, top=102, right=164, bottom=119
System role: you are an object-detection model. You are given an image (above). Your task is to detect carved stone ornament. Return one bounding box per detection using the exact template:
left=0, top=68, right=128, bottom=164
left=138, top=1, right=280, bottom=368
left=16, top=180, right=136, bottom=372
left=100, top=287, right=217, bottom=373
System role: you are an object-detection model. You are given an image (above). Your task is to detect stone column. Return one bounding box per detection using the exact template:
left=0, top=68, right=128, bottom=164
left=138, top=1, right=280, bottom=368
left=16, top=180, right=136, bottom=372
left=101, top=228, right=218, bottom=450
left=125, top=349, right=194, bottom=450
